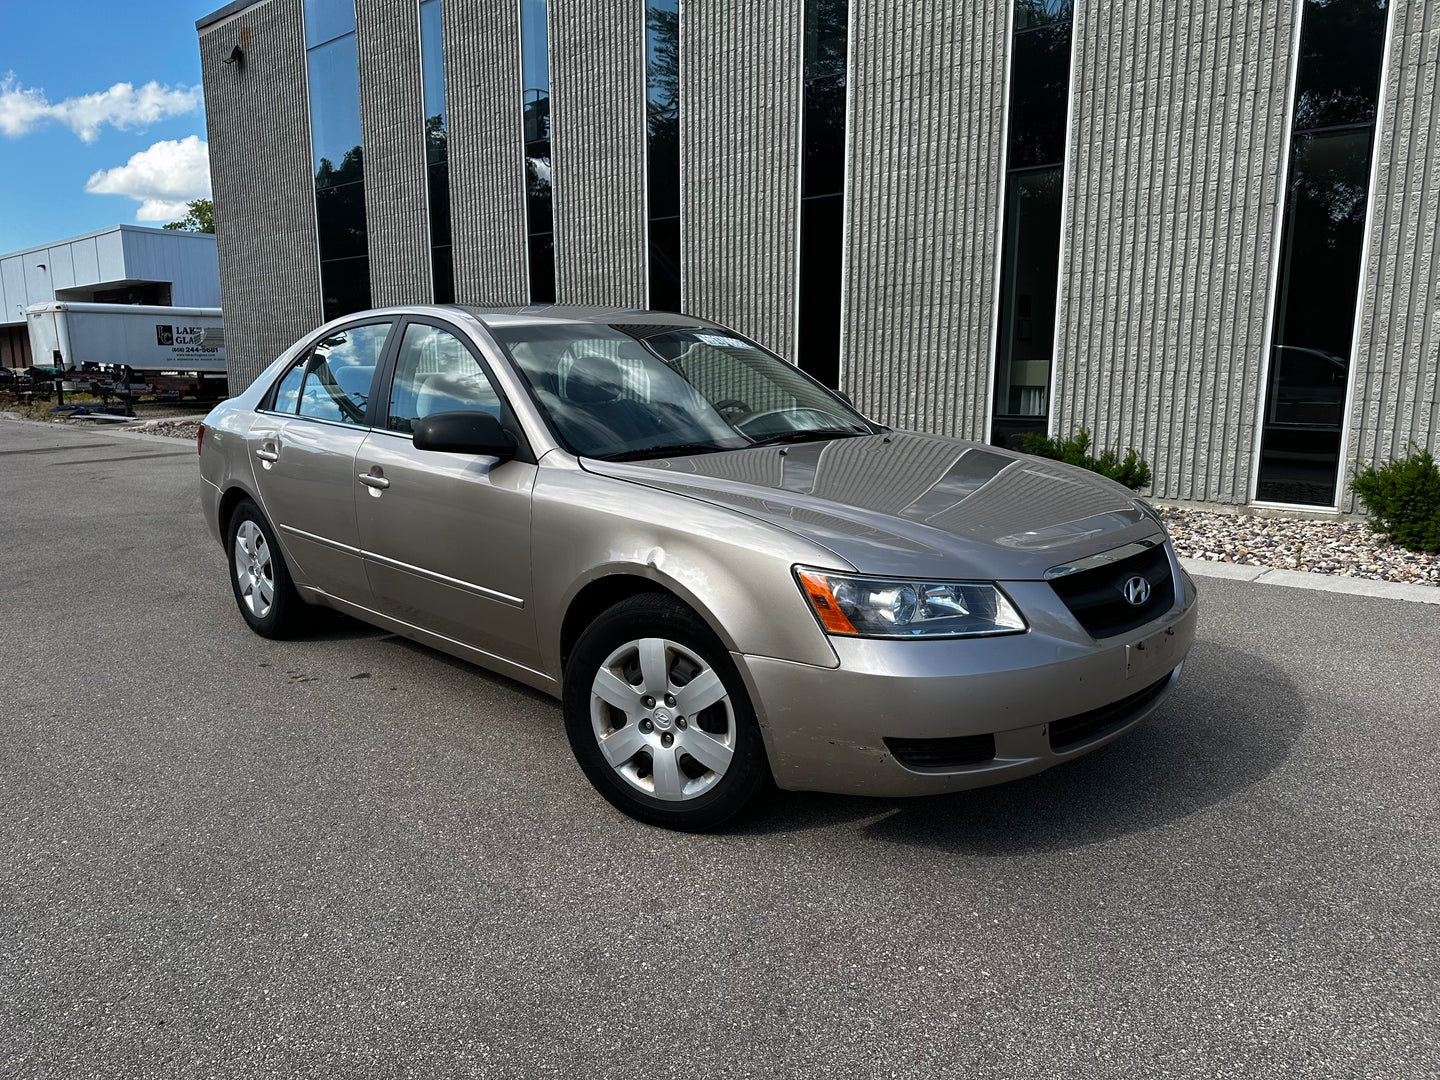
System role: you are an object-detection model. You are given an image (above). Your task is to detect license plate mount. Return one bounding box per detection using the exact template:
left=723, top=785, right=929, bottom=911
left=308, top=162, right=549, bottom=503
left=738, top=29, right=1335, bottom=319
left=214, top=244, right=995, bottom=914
left=1125, top=624, right=1179, bottom=680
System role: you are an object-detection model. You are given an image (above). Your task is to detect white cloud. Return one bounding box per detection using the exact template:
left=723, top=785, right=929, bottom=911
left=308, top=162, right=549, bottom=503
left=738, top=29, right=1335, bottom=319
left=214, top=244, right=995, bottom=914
left=0, top=76, right=49, bottom=137
left=85, top=136, right=212, bottom=223
left=0, top=73, right=202, bottom=142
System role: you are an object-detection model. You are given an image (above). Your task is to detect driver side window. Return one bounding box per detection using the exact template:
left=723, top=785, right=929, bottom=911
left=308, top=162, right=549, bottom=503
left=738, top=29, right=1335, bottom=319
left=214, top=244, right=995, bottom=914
left=387, top=322, right=503, bottom=434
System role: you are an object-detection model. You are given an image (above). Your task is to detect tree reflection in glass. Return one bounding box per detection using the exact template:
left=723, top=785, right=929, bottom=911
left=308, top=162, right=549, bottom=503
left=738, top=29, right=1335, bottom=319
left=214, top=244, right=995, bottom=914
left=521, top=0, right=554, bottom=302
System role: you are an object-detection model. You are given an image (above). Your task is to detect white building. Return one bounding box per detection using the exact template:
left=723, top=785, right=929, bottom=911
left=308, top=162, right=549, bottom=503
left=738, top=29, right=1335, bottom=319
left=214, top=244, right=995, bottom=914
left=1, top=225, right=220, bottom=369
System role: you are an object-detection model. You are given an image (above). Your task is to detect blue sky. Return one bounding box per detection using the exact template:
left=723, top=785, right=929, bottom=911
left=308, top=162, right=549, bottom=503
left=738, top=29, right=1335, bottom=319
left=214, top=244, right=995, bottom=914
left=0, top=0, right=219, bottom=253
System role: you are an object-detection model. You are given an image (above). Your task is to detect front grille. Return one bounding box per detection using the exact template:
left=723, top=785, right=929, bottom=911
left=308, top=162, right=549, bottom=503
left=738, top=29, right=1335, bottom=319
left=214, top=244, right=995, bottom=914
left=1048, top=670, right=1174, bottom=751
left=886, top=732, right=996, bottom=772
left=1049, top=543, right=1174, bottom=639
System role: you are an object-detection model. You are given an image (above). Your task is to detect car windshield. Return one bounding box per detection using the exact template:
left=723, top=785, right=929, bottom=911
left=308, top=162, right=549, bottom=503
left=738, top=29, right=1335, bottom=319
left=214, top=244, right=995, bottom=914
left=489, top=322, right=878, bottom=459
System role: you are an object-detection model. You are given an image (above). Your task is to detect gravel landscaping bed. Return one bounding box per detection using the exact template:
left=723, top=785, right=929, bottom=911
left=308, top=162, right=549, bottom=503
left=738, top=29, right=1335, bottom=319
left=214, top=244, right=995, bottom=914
left=1161, top=505, right=1439, bottom=587
left=143, top=420, right=204, bottom=441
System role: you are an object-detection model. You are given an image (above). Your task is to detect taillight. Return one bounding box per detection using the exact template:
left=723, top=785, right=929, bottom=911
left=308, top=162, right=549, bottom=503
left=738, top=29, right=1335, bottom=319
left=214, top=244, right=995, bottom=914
left=197, top=422, right=206, bottom=456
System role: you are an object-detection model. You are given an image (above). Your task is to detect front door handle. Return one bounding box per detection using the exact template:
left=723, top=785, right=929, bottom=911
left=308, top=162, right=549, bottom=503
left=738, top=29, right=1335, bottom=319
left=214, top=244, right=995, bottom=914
left=358, top=472, right=390, bottom=490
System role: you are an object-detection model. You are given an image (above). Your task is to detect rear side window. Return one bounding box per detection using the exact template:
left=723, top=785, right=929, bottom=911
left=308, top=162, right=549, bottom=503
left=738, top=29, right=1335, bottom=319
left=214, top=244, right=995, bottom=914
left=386, top=322, right=502, bottom=434
left=272, top=321, right=391, bottom=424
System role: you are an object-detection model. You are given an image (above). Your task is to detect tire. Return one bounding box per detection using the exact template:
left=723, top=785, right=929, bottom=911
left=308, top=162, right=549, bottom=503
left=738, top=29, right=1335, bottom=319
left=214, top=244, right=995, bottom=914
left=563, top=593, right=772, bottom=831
left=226, top=498, right=307, bottom=638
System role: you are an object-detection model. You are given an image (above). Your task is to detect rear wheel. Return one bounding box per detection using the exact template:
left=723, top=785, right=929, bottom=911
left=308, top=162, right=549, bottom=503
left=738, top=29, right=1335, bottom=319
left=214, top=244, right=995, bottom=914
left=563, top=594, right=771, bottom=830
left=227, top=499, right=306, bottom=638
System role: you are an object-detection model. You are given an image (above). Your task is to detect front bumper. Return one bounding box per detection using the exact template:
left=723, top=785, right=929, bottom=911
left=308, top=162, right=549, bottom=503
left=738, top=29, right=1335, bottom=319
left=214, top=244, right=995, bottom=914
left=738, top=566, right=1199, bottom=796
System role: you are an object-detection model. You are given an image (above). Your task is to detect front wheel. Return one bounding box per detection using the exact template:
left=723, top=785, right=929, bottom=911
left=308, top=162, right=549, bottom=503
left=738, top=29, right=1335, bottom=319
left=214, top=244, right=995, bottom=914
left=563, top=594, right=772, bottom=830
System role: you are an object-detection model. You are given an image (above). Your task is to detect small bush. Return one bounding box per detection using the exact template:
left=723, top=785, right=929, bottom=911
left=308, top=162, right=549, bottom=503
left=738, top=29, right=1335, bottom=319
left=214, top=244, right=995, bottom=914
left=1350, top=446, right=1440, bottom=553
left=1022, top=428, right=1152, bottom=491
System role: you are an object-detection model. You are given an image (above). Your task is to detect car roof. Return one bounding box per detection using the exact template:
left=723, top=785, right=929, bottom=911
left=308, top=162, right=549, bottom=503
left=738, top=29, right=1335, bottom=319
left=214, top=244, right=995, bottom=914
left=445, top=305, right=719, bottom=331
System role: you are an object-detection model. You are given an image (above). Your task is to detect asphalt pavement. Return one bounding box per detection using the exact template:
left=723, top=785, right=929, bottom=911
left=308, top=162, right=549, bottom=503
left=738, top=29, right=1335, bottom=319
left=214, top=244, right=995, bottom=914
left=1, top=419, right=1437, bottom=1079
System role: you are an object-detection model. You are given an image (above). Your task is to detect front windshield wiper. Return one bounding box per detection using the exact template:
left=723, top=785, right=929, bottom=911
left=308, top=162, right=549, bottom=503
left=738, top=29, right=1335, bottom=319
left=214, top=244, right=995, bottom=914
left=603, top=442, right=736, bottom=462
left=744, top=428, right=871, bottom=448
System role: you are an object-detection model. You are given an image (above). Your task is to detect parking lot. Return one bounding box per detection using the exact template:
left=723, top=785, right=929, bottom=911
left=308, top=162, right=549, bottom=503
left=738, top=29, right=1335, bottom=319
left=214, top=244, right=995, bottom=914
left=1, top=418, right=1436, bottom=1078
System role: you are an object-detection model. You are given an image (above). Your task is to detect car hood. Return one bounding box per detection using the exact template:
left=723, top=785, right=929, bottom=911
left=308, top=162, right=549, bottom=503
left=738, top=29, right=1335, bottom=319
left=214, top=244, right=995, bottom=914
left=582, top=432, right=1165, bottom=580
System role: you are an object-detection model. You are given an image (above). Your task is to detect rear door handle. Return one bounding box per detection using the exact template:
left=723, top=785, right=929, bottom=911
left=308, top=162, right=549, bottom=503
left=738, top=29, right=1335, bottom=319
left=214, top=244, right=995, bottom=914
left=358, top=472, right=390, bottom=490
left=255, top=448, right=279, bottom=462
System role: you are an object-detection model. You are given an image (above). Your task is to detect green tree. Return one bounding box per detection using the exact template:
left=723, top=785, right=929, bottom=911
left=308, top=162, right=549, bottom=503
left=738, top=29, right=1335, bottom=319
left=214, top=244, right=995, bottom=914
left=162, top=198, right=215, bottom=233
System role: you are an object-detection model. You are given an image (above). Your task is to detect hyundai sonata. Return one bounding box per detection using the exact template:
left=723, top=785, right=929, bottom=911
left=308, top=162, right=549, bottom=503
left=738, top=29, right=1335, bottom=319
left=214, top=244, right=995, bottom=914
left=199, top=306, right=1197, bottom=829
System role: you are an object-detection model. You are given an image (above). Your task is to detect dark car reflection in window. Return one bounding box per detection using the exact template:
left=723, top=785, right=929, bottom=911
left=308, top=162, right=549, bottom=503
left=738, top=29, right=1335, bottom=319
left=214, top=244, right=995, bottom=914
left=1267, top=346, right=1348, bottom=429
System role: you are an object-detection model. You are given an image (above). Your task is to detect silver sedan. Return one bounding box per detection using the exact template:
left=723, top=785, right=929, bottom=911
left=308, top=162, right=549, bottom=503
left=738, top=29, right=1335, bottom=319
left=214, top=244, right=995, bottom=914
left=199, top=306, right=1198, bottom=829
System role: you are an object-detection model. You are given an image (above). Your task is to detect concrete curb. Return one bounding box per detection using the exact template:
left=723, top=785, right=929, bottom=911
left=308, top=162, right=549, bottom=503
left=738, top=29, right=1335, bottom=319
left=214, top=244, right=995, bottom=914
left=1181, top=557, right=1440, bottom=606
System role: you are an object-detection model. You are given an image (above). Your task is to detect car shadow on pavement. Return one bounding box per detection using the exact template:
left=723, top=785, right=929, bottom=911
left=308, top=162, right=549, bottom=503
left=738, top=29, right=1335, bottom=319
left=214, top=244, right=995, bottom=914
left=740, top=641, right=1306, bottom=854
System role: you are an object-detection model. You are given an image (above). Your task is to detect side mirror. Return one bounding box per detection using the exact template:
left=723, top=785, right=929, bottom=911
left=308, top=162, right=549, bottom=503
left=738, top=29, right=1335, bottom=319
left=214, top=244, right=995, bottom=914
left=412, top=410, right=517, bottom=460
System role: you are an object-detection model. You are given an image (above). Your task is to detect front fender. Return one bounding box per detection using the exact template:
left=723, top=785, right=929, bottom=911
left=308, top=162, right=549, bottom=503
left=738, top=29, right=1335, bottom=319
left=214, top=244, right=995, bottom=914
left=530, top=460, right=848, bottom=679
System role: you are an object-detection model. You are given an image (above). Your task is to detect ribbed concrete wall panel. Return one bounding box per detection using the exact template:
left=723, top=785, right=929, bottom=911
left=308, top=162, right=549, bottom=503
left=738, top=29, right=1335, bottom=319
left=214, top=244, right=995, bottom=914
left=356, top=0, right=430, bottom=306
left=444, top=0, right=528, bottom=304
left=1053, top=0, right=1297, bottom=502
left=842, top=1, right=1008, bottom=438
left=199, top=0, right=321, bottom=391
left=1348, top=0, right=1440, bottom=502
left=550, top=0, right=648, bottom=307
left=680, top=2, right=801, bottom=356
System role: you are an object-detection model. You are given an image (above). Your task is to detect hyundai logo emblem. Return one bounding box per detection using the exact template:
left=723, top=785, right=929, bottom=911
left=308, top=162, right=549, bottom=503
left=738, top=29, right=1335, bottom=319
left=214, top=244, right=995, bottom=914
left=1122, top=575, right=1152, bottom=606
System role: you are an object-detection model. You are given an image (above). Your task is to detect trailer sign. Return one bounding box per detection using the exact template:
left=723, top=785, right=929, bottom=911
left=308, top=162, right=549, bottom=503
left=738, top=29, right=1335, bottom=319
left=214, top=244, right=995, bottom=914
left=156, top=324, right=222, bottom=358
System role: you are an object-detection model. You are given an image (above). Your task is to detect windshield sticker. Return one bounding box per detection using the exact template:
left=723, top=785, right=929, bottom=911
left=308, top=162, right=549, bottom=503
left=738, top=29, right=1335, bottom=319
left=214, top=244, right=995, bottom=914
left=693, top=333, right=749, bottom=349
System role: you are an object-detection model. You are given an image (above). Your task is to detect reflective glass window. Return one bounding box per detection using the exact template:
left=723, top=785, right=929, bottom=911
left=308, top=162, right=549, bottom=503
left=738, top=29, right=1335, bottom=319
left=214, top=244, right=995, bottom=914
left=388, top=323, right=501, bottom=434
left=1013, top=0, right=1072, bottom=31
left=521, top=0, right=555, bottom=303
left=992, top=166, right=1064, bottom=447
left=1293, top=0, right=1389, bottom=131
left=801, top=72, right=846, bottom=199
left=420, top=0, right=453, bottom=303
left=1007, top=22, right=1071, bottom=170
left=1257, top=128, right=1376, bottom=505
left=990, top=3, right=1072, bottom=447
left=320, top=257, right=372, bottom=324
left=305, top=5, right=369, bottom=321
left=804, top=0, right=847, bottom=79
left=420, top=0, right=447, bottom=163
left=307, top=36, right=364, bottom=185
left=796, top=0, right=848, bottom=388
left=1256, top=0, right=1387, bottom=506
left=316, top=182, right=368, bottom=260
left=796, top=194, right=843, bottom=387
left=646, top=0, right=680, bottom=311
left=295, top=323, right=390, bottom=425
left=304, top=0, right=355, bottom=48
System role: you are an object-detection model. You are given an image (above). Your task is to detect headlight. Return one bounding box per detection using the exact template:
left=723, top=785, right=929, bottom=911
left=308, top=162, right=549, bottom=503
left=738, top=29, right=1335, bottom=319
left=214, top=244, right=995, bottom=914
left=795, top=568, right=1027, bottom=639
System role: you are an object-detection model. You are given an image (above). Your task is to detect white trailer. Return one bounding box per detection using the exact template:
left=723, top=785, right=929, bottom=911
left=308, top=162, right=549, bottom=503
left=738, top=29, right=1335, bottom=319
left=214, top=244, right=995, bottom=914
left=26, top=301, right=226, bottom=399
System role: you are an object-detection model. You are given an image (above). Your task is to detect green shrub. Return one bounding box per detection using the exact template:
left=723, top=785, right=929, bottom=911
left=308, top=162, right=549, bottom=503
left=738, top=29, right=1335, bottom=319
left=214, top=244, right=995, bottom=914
left=1350, top=446, right=1440, bottom=553
left=1022, top=428, right=1152, bottom=491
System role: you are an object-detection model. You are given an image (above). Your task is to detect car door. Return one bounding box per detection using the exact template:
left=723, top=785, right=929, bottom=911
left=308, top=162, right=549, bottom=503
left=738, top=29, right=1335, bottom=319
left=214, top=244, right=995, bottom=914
left=246, top=320, right=394, bottom=604
left=355, top=318, right=541, bottom=669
